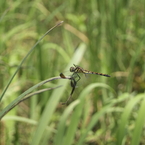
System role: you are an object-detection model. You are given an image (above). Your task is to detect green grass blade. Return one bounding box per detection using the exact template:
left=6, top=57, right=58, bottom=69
left=0, top=21, right=63, bottom=102
left=31, top=43, right=86, bottom=145
left=54, top=100, right=80, bottom=145
left=131, top=94, right=145, bottom=145
left=0, top=76, right=62, bottom=119
left=63, top=83, right=114, bottom=145
left=116, top=94, right=145, bottom=145
left=77, top=93, right=132, bottom=145
left=62, top=98, right=84, bottom=145
left=77, top=104, right=113, bottom=145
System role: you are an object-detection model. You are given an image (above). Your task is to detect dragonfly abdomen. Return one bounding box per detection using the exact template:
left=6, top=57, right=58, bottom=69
left=94, top=72, right=110, bottom=77
left=84, top=71, right=110, bottom=77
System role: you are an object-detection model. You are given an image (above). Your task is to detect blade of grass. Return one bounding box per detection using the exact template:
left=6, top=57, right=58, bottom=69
left=2, top=115, right=57, bottom=134
left=77, top=93, right=130, bottom=145
left=62, top=99, right=85, bottom=145
left=43, top=43, right=70, bottom=63
left=76, top=83, right=125, bottom=145
left=54, top=100, right=80, bottom=145
left=131, top=94, right=145, bottom=145
left=0, top=76, right=65, bottom=119
left=116, top=94, right=145, bottom=145
left=0, top=7, right=10, bottom=23
left=63, top=83, right=115, bottom=145
left=31, top=43, right=86, bottom=145
left=0, top=21, right=64, bottom=102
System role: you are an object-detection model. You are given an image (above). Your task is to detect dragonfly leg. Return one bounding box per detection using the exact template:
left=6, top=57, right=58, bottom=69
left=70, top=77, right=77, bottom=88
left=76, top=73, right=81, bottom=82
left=72, top=72, right=81, bottom=83
left=62, top=78, right=77, bottom=105
left=61, top=94, right=72, bottom=105
left=62, top=75, right=78, bottom=105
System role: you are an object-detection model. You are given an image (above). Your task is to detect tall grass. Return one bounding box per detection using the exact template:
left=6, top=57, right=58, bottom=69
left=0, top=0, right=145, bottom=145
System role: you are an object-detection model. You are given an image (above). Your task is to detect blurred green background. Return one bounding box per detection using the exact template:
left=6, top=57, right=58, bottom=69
left=0, top=0, right=145, bottom=145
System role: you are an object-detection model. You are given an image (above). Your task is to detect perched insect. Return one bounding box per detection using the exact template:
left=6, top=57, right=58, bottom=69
left=70, top=64, right=110, bottom=82
left=60, top=64, right=110, bottom=105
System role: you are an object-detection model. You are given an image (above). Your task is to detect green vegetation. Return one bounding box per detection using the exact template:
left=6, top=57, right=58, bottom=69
left=0, top=0, right=145, bottom=145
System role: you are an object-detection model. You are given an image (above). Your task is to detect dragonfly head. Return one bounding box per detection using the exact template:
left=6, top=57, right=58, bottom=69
left=70, top=67, right=75, bottom=72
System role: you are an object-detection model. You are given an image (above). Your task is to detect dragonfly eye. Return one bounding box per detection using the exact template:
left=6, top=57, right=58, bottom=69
left=70, top=67, right=75, bottom=72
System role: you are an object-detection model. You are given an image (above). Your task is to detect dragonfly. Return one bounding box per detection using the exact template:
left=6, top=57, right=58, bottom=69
left=60, top=64, right=110, bottom=105
left=70, top=64, right=110, bottom=83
